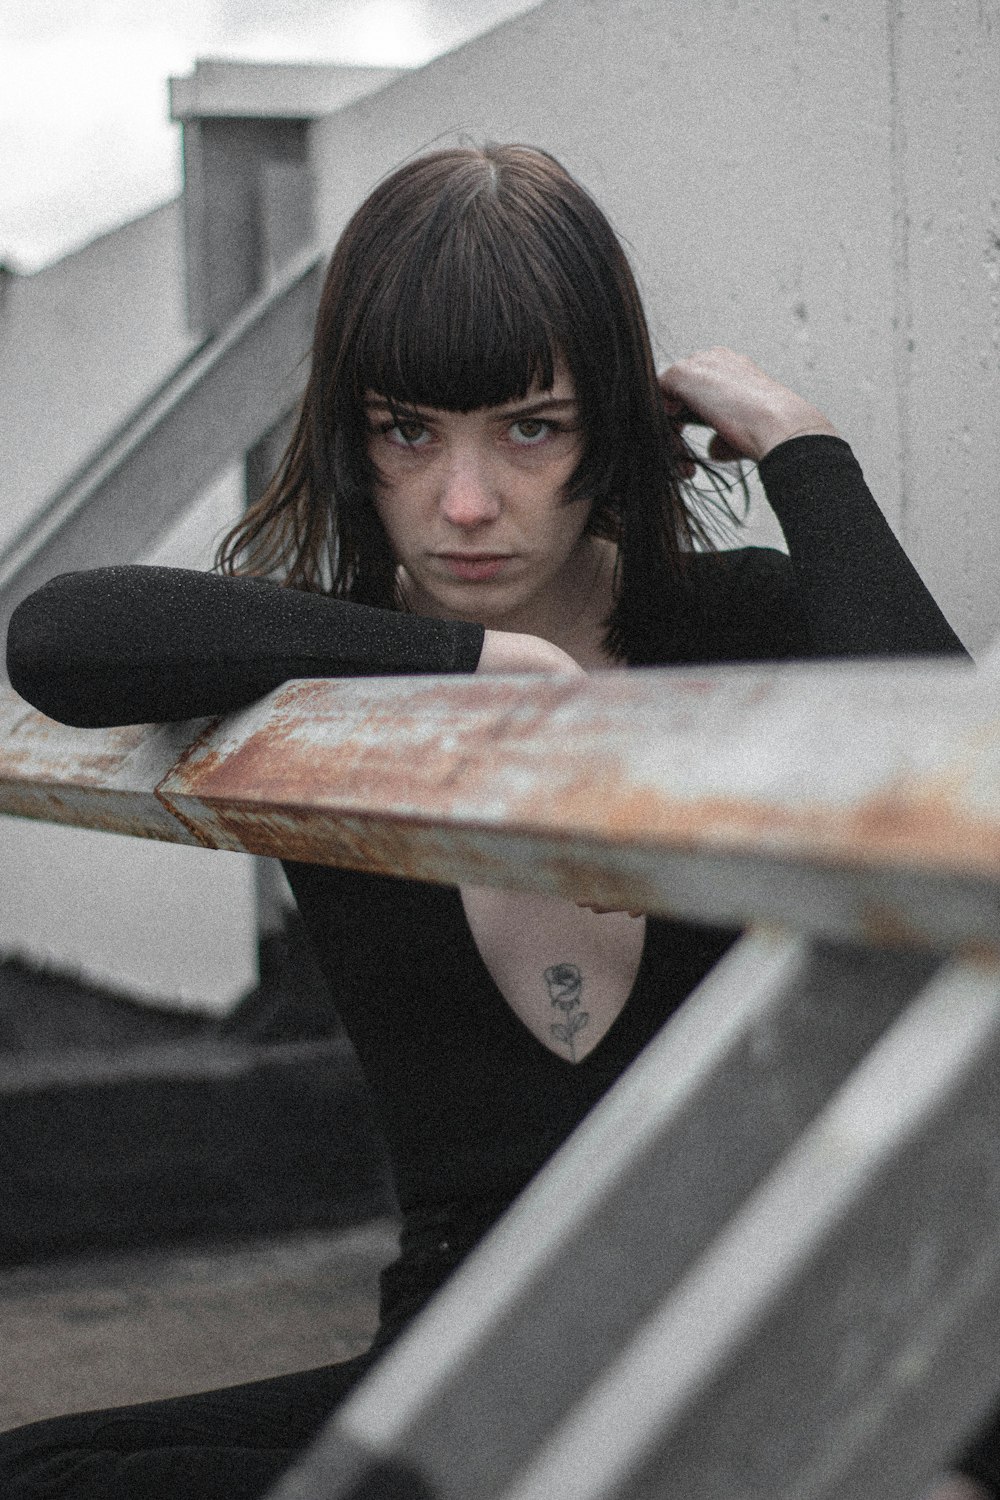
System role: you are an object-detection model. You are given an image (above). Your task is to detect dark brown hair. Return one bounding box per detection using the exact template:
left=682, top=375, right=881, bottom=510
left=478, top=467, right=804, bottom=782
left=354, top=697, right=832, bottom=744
left=217, top=143, right=724, bottom=663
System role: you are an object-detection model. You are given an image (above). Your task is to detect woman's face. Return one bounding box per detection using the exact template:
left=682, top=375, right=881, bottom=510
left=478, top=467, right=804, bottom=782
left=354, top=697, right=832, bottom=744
left=364, top=363, right=596, bottom=634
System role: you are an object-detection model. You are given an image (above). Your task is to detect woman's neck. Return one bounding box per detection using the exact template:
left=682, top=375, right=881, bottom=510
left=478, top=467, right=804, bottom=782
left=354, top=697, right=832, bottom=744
left=400, top=535, right=621, bottom=670
left=531, top=536, right=619, bottom=668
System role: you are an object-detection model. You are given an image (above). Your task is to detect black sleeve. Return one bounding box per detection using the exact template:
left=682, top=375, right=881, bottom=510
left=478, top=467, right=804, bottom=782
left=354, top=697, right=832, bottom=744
left=670, top=436, right=968, bottom=668
left=6, top=566, right=486, bottom=727
left=757, top=433, right=968, bottom=659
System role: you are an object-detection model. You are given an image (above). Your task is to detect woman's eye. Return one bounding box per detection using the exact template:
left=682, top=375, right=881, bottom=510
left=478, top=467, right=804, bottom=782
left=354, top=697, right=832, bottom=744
left=510, top=418, right=551, bottom=446
left=387, top=420, right=429, bottom=447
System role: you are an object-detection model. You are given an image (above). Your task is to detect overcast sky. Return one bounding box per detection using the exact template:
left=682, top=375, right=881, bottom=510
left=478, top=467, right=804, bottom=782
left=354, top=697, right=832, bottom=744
left=1, top=0, right=540, bottom=271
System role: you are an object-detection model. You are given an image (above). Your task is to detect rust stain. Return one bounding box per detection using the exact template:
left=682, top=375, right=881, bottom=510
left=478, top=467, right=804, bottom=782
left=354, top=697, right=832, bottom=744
left=166, top=674, right=593, bottom=796
left=157, top=717, right=224, bottom=781
left=152, top=792, right=218, bottom=849
left=517, top=766, right=1000, bottom=878
left=263, top=673, right=588, bottom=746
left=158, top=732, right=1000, bottom=882
left=165, top=714, right=490, bottom=811
left=155, top=719, right=226, bottom=848
left=0, top=711, right=157, bottom=788
left=0, top=749, right=142, bottom=786
left=0, top=784, right=191, bottom=843
left=186, top=803, right=440, bottom=876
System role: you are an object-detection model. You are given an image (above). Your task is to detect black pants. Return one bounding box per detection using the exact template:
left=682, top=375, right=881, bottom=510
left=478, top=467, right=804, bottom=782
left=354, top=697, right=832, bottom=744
left=0, top=1351, right=380, bottom=1500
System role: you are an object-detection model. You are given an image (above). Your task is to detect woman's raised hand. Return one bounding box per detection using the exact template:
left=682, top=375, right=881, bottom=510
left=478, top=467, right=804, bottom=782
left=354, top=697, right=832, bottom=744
left=659, top=347, right=839, bottom=465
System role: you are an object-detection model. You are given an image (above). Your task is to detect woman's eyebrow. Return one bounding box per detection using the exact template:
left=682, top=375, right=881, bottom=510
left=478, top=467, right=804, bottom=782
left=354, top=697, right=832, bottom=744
left=497, top=395, right=579, bottom=418
left=364, top=397, right=415, bottom=413
left=362, top=395, right=579, bottom=417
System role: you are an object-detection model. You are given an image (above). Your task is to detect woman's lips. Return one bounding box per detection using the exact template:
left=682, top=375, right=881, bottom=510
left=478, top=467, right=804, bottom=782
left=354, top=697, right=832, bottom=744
left=437, top=553, right=511, bottom=582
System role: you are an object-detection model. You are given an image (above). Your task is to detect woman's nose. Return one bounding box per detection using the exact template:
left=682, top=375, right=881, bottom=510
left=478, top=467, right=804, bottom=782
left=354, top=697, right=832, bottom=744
left=438, top=454, right=501, bottom=527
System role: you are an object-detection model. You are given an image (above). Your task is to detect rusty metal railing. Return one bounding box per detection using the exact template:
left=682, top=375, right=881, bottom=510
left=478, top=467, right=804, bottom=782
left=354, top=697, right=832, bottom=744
left=0, top=653, right=994, bottom=948
left=2, top=652, right=999, bottom=1500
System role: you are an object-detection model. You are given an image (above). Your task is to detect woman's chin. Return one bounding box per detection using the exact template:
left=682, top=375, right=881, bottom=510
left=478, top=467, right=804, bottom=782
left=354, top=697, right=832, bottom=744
left=405, top=571, right=530, bottom=628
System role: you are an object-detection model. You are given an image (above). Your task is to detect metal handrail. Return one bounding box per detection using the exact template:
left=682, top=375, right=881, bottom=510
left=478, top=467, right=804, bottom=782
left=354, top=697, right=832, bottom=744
left=0, top=652, right=991, bottom=949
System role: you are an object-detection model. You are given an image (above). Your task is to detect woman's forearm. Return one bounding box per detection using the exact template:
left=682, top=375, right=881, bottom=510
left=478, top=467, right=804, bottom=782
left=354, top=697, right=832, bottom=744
left=6, top=566, right=485, bottom=727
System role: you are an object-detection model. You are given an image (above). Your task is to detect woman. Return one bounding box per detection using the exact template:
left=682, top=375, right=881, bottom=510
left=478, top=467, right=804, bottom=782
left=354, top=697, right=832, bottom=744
left=2, top=145, right=990, bottom=1499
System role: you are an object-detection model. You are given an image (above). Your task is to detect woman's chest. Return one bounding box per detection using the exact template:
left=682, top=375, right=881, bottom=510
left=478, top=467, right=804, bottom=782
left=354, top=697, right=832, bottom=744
left=459, top=884, right=646, bottom=1064
left=284, top=860, right=738, bottom=1089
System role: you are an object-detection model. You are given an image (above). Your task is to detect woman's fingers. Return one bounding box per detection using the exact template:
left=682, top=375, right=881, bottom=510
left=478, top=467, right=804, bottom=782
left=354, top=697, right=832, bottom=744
left=659, top=347, right=839, bottom=463
left=477, top=631, right=585, bottom=676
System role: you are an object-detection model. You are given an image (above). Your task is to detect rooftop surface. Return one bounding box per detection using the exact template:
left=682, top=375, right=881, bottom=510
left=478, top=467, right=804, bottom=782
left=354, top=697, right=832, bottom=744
left=0, top=946, right=398, bottom=1436
left=0, top=1218, right=398, bottom=1431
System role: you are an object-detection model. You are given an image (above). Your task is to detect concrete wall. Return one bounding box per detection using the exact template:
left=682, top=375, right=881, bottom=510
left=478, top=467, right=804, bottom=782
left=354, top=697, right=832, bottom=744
left=310, top=0, right=1000, bottom=655
left=0, top=201, right=201, bottom=556
left=0, top=201, right=258, bottom=1011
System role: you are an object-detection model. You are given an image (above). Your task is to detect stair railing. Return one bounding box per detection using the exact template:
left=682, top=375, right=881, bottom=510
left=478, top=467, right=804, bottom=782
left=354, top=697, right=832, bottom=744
left=0, top=245, right=323, bottom=663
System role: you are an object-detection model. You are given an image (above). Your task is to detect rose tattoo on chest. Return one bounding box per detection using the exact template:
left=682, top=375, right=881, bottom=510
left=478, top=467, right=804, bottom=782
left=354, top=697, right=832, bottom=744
left=544, top=962, right=589, bottom=1062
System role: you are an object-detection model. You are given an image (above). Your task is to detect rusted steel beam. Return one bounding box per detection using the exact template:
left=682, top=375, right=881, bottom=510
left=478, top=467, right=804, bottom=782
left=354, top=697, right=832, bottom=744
left=0, top=654, right=996, bottom=948
left=0, top=690, right=206, bottom=844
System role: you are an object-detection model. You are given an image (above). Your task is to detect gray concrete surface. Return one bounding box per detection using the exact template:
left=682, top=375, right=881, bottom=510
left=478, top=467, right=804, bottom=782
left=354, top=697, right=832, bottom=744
left=0, top=1218, right=398, bottom=1432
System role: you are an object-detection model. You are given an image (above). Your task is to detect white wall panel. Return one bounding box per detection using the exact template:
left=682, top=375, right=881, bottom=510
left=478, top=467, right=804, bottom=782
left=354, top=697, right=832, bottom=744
left=0, top=202, right=200, bottom=554
left=0, top=817, right=258, bottom=1013
left=309, top=0, right=997, bottom=650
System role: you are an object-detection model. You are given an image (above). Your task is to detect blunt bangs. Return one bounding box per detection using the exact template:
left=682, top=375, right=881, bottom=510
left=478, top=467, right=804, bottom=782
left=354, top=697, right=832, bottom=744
left=349, top=190, right=562, bottom=414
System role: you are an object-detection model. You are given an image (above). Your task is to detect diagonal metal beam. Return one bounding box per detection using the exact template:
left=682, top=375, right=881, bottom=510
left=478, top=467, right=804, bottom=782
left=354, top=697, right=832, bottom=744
left=0, top=247, right=322, bottom=653
left=497, top=954, right=1000, bottom=1500
left=265, top=931, right=943, bottom=1500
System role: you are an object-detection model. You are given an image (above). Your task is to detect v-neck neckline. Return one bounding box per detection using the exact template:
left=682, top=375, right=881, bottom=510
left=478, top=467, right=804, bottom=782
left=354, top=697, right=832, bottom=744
left=450, top=886, right=652, bottom=1069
